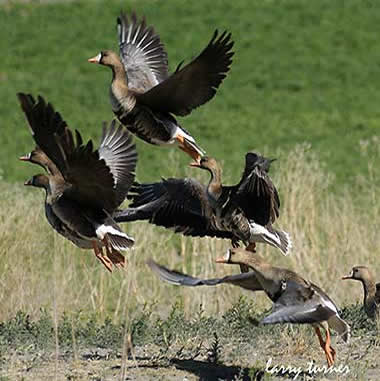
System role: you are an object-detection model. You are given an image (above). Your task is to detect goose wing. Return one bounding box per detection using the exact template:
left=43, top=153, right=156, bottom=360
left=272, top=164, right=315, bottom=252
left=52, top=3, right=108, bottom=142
left=17, top=93, right=70, bottom=170
left=147, top=259, right=263, bottom=291
left=114, top=178, right=233, bottom=239
left=98, top=121, right=137, bottom=205
left=118, top=11, right=169, bottom=93
left=57, top=125, right=136, bottom=213
left=136, top=30, right=234, bottom=116
left=262, top=280, right=336, bottom=325
left=234, top=152, right=280, bottom=226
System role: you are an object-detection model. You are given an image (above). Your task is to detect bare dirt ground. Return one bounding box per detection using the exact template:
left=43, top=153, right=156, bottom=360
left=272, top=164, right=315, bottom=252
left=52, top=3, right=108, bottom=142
left=1, top=326, right=379, bottom=381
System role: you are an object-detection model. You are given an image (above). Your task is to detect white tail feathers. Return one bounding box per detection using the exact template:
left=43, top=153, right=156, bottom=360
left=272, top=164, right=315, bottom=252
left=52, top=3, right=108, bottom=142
left=249, top=223, right=292, bottom=255
left=96, top=224, right=134, bottom=251
left=106, top=232, right=134, bottom=251
left=276, top=230, right=292, bottom=256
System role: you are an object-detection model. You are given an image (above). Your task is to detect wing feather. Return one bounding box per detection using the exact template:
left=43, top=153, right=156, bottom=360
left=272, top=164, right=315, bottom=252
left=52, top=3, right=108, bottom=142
left=136, top=30, right=234, bottom=116
left=234, top=152, right=280, bottom=225
left=118, top=11, right=169, bottom=92
left=114, top=178, right=234, bottom=239
left=147, top=259, right=263, bottom=291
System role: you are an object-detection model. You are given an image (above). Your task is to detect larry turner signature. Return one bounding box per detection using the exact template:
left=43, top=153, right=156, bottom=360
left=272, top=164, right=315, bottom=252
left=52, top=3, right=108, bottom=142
left=265, top=357, right=350, bottom=380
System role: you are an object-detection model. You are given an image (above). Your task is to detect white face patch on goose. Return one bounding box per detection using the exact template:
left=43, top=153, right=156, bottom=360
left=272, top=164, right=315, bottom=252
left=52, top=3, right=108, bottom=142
left=92, top=52, right=102, bottom=63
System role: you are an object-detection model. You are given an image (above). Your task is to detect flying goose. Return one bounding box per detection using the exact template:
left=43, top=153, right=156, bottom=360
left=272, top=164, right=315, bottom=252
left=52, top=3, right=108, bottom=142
left=149, top=248, right=350, bottom=367
left=115, top=153, right=291, bottom=256
left=342, top=266, right=379, bottom=319
left=189, top=155, right=291, bottom=255
left=18, top=93, right=137, bottom=272
left=88, top=11, right=234, bottom=162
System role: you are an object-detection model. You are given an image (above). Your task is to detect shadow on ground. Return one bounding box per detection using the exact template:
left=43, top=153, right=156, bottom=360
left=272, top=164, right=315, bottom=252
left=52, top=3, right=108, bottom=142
left=171, top=359, right=260, bottom=381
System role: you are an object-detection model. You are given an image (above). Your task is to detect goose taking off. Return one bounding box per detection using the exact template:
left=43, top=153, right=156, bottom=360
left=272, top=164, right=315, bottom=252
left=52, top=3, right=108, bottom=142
left=88, top=11, right=234, bottom=162
left=149, top=248, right=350, bottom=367
left=18, top=93, right=137, bottom=272
left=115, top=153, right=291, bottom=256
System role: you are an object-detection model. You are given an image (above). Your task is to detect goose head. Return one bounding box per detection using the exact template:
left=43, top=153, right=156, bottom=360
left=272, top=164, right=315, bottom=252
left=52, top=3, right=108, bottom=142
left=88, top=50, right=121, bottom=68
left=24, top=174, right=50, bottom=190
left=342, top=266, right=373, bottom=283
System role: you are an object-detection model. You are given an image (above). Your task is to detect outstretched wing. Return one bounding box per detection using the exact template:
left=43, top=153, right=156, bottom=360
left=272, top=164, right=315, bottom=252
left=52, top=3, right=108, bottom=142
left=234, top=152, right=280, bottom=226
left=136, top=30, right=234, bottom=116
left=98, top=121, right=137, bottom=205
left=147, top=259, right=263, bottom=291
left=118, top=11, right=169, bottom=92
left=57, top=129, right=117, bottom=212
left=17, top=93, right=70, bottom=170
left=114, top=178, right=234, bottom=239
left=261, top=280, right=336, bottom=325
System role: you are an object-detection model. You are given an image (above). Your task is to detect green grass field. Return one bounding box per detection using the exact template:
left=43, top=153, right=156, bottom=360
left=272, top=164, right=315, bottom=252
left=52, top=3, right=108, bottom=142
left=1, top=1, right=380, bottom=380
left=1, top=0, right=380, bottom=186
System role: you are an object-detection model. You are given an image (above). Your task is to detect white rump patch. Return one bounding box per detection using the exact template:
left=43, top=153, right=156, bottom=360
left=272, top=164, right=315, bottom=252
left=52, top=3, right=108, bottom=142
left=96, top=224, right=124, bottom=239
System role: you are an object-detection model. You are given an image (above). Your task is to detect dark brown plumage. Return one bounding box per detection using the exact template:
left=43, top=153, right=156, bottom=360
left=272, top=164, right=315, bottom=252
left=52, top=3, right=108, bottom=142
left=149, top=248, right=350, bottom=367
left=18, top=93, right=137, bottom=272
left=115, top=153, right=291, bottom=255
left=191, top=154, right=291, bottom=255
left=88, top=11, right=234, bottom=162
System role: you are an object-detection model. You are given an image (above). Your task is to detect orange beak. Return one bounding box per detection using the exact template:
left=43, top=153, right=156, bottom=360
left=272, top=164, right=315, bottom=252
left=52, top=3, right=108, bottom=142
left=88, top=53, right=101, bottom=64
left=215, top=249, right=231, bottom=264
left=189, top=160, right=201, bottom=168
left=342, top=270, right=353, bottom=280
left=19, top=154, right=31, bottom=161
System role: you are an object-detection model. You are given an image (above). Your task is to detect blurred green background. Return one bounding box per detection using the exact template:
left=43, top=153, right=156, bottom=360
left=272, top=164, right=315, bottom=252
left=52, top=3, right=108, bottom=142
left=1, top=0, right=379, bottom=186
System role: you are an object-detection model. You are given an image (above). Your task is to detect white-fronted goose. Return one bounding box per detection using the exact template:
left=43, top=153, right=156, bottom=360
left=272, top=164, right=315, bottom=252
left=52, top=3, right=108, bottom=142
left=149, top=248, right=350, bottom=367
left=88, top=11, right=234, bottom=162
left=115, top=153, right=291, bottom=255
left=342, top=266, right=379, bottom=319
left=18, top=93, right=137, bottom=272
left=190, top=155, right=291, bottom=255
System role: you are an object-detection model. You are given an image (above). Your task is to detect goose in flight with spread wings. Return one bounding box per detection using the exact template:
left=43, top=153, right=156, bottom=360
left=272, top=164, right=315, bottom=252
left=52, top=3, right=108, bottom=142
left=88, top=11, right=234, bottom=162
left=149, top=248, right=350, bottom=367
left=18, top=93, right=137, bottom=272
left=115, top=153, right=291, bottom=255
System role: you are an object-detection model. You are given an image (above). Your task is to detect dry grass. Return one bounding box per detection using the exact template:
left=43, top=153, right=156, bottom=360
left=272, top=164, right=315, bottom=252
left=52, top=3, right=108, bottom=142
left=0, top=144, right=379, bottom=326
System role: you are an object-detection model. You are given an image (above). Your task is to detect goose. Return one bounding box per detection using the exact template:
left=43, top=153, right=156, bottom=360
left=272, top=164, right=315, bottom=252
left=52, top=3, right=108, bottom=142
left=88, top=11, right=234, bottom=162
left=149, top=248, right=350, bottom=367
left=190, top=155, right=291, bottom=255
left=342, top=266, right=379, bottom=319
left=115, top=153, right=291, bottom=256
left=18, top=93, right=137, bottom=272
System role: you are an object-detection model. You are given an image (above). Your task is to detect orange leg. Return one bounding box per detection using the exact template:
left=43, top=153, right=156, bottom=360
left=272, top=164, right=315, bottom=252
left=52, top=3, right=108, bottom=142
left=246, top=242, right=257, bottom=253
left=102, top=236, right=125, bottom=269
left=314, top=327, right=335, bottom=367
left=92, top=241, right=113, bottom=273
left=108, top=248, right=126, bottom=269
left=176, top=136, right=202, bottom=162
left=325, top=328, right=336, bottom=363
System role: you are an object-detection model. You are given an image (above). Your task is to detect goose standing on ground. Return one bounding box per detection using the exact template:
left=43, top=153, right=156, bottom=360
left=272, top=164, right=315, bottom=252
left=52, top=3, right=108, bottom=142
left=149, top=248, right=350, bottom=367
left=115, top=153, right=291, bottom=255
left=342, top=266, right=379, bottom=319
left=88, top=11, right=234, bottom=162
left=18, top=93, right=137, bottom=272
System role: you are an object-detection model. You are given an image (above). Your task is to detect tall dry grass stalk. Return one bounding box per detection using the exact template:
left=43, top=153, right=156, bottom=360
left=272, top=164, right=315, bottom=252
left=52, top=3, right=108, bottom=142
left=0, top=144, right=379, bottom=324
